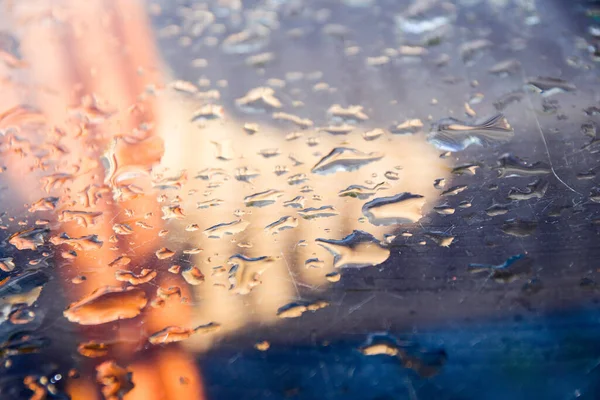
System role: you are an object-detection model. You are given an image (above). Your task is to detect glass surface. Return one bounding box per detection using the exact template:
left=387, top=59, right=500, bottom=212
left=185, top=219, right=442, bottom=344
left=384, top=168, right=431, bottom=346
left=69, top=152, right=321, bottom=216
left=0, top=0, right=599, bottom=399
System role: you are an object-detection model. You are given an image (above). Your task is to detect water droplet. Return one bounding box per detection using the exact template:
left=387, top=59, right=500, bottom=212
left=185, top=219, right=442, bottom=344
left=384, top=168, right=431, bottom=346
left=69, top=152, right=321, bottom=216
left=28, top=197, right=59, bottom=212
left=244, top=189, right=283, bottom=207
left=460, top=39, right=492, bottom=63
left=182, top=266, right=205, bottom=285
left=485, top=203, right=509, bottom=216
left=276, top=300, right=329, bottom=318
left=507, top=179, right=548, bottom=200
left=384, top=171, right=400, bottom=180
left=152, top=171, right=187, bottom=190
left=0, top=257, right=15, bottom=272
left=222, top=24, right=271, bottom=54
left=366, top=55, right=390, bottom=67
left=362, top=128, right=384, bottom=141
left=495, top=154, right=550, bottom=177
left=526, top=76, right=576, bottom=97
left=108, top=256, right=131, bottom=268
left=464, top=102, right=476, bottom=117
left=501, top=219, right=537, bottom=237
left=489, top=88, right=522, bottom=110
left=488, top=58, right=521, bottom=75
left=577, top=170, right=596, bottom=180
left=228, top=254, right=276, bottom=294
left=234, top=167, right=260, bottom=182
left=161, top=205, right=185, bottom=220
left=101, top=137, right=164, bottom=189
left=318, top=124, right=355, bottom=135
left=185, top=224, right=200, bottom=232
left=433, top=204, right=455, bottom=215
left=8, top=305, right=35, bottom=324
left=155, top=247, right=175, bottom=260
left=265, top=216, right=298, bottom=234
left=204, top=219, right=249, bottom=239
left=287, top=173, right=308, bottom=185
left=428, top=114, right=513, bottom=152
left=244, top=122, right=260, bottom=135
left=317, top=230, right=390, bottom=269
left=274, top=165, right=289, bottom=176
left=395, top=0, right=455, bottom=35
left=246, top=52, right=275, bottom=68
left=433, top=178, right=446, bottom=189
left=305, top=258, right=325, bottom=269
left=285, top=131, right=304, bottom=141
left=191, top=104, right=224, bottom=122
left=451, top=163, right=479, bottom=176
left=96, top=361, right=134, bottom=399
left=112, top=223, right=133, bottom=235
left=115, top=269, right=157, bottom=285
left=58, top=210, right=103, bottom=227
left=258, top=148, right=281, bottom=158
left=468, top=254, right=530, bottom=283
left=338, top=182, right=390, bottom=199
left=441, top=185, right=467, bottom=196
left=424, top=231, right=454, bottom=247
left=64, top=286, right=147, bottom=325
left=311, top=147, right=383, bottom=175
left=362, top=193, right=425, bottom=225
left=195, top=168, right=228, bottom=181
left=390, top=119, right=423, bottom=135
left=283, top=196, right=305, bottom=209
left=327, top=104, right=369, bottom=122
left=298, top=206, right=339, bottom=219
left=40, top=172, right=75, bottom=193
left=235, top=87, right=282, bottom=113
left=77, top=341, right=109, bottom=358
left=360, top=343, right=399, bottom=356
left=148, top=323, right=220, bottom=345
left=306, top=136, right=320, bottom=147
left=255, top=341, right=270, bottom=351
left=211, top=140, right=234, bottom=161
left=197, top=198, right=224, bottom=209
left=49, top=233, right=103, bottom=251
left=272, top=112, right=314, bottom=128
left=325, top=272, right=341, bottom=282
left=9, top=228, right=48, bottom=250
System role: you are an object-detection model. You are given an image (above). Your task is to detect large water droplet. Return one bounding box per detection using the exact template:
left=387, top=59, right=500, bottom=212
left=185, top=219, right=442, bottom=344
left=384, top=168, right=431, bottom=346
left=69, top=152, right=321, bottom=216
left=228, top=254, right=276, bottom=294
left=428, top=114, right=513, bottom=152
left=148, top=323, right=220, bottom=345
left=316, top=230, right=390, bottom=268
left=362, top=193, right=425, bottom=225
left=64, top=286, right=147, bottom=325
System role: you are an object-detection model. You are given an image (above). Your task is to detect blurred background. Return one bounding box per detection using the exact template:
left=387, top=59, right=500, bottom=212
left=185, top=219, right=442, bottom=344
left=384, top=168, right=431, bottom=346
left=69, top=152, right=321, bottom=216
left=0, top=0, right=599, bottom=399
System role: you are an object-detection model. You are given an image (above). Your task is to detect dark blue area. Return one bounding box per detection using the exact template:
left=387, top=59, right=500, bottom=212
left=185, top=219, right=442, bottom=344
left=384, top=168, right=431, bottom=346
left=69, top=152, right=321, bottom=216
left=200, top=308, right=600, bottom=400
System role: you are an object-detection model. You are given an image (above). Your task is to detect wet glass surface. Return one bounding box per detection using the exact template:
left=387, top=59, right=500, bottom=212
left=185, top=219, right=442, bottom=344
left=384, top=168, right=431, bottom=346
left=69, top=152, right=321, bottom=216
left=0, top=0, right=600, bottom=399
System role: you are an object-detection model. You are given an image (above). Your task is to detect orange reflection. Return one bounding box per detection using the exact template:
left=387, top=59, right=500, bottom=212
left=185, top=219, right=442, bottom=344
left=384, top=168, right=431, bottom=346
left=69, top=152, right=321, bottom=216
left=2, top=0, right=203, bottom=399
left=0, top=0, right=451, bottom=397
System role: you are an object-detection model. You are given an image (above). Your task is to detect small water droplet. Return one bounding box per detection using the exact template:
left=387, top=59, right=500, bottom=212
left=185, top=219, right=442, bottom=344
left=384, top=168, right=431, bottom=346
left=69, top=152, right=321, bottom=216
left=298, top=206, right=339, bottom=219
left=311, top=147, right=383, bottom=175
left=204, top=219, right=250, bottom=239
